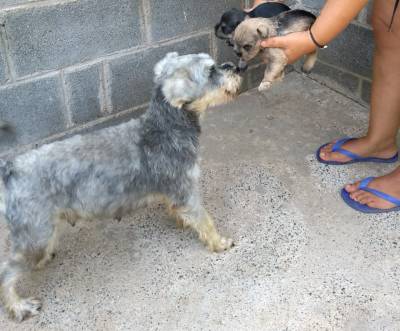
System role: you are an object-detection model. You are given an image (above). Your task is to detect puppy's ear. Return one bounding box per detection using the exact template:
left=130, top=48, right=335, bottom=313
left=154, top=52, right=179, bottom=84
left=257, top=24, right=269, bottom=39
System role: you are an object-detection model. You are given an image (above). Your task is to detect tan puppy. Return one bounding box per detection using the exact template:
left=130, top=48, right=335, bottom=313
left=233, top=10, right=318, bottom=91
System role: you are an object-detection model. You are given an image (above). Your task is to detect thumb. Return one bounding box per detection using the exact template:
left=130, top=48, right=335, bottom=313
left=261, top=37, right=286, bottom=49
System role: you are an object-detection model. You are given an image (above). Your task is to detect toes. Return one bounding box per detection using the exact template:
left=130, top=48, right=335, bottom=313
left=258, top=81, right=272, bottom=91
left=350, top=190, right=365, bottom=202
left=208, top=237, right=234, bottom=253
left=9, top=298, right=42, bottom=322
left=320, top=143, right=333, bottom=155
left=345, top=181, right=361, bottom=193
left=357, top=193, right=372, bottom=205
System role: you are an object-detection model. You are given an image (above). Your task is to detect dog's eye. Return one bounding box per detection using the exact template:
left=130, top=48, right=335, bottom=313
left=243, top=44, right=252, bottom=52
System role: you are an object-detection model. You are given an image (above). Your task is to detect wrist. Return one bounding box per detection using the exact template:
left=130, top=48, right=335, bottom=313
left=302, top=30, right=318, bottom=53
left=308, top=27, right=328, bottom=49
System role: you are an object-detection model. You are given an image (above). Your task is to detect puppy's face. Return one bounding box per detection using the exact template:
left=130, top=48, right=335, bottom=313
left=233, top=18, right=271, bottom=62
left=154, top=53, right=242, bottom=112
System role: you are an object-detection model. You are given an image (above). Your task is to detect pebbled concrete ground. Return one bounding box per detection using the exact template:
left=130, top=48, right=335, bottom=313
left=1, top=72, right=399, bottom=330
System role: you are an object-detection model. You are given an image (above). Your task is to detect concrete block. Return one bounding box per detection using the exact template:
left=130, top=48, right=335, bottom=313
left=0, top=1, right=40, bottom=9
left=3, top=0, right=142, bottom=77
left=356, top=0, right=373, bottom=25
left=318, top=23, right=373, bottom=79
left=307, top=61, right=360, bottom=96
left=149, top=0, right=242, bottom=41
left=247, top=64, right=293, bottom=90
left=64, top=63, right=103, bottom=125
left=109, top=34, right=210, bottom=113
left=216, top=39, right=238, bottom=65
left=248, top=64, right=266, bottom=89
left=361, top=79, right=371, bottom=104
left=0, top=45, right=6, bottom=85
left=0, top=74, right=66, bottom=152
left=300, top=0, right=324, bottom=11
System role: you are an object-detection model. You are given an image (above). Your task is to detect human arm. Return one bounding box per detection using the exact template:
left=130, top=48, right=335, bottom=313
left=261, top=0, right=369, bottom=64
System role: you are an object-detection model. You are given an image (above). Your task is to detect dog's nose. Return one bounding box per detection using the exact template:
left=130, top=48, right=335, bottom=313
left=220, top=62, right=236, bottom=71
left=234, top=50, right=242, bottom=57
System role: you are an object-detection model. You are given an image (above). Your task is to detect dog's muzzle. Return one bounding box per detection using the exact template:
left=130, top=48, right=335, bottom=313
left=220, top=62, right=241, bottom=74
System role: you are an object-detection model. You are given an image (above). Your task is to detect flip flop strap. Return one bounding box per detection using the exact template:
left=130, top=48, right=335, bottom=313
left=359, top=177, right=400, bottom=206
left=332, top=138, right=362, bottom=160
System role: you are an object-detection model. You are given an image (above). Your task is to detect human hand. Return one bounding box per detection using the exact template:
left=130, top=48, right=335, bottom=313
left=261, top=31, right=317, bottom=64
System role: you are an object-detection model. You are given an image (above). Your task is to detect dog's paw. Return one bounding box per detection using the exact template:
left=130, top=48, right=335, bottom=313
left=301, top=65, right=312, bottom=74
left=208, top=236, right=234, bottom=253
left=258, top=81, right=272, bottom=91
left=35, top=251, right=56, bottom=270
left=8, top=298, right=42, bottom=322
left=176, top=218, right=189, bottom=230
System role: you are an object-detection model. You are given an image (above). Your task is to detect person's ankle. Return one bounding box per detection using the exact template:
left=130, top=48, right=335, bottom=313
left=364, top=136, right=397, bottom=152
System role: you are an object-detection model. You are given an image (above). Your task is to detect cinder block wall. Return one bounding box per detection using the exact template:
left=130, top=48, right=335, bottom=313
left=291, top=0, right=373, bottom=104
left=0, top=0, right=373, bottom=156
left=0, top=0, right=258, bottom=156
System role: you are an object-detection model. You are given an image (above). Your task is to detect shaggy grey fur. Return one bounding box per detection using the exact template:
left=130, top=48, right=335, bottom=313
left=0, top=52, right=242, bottom=321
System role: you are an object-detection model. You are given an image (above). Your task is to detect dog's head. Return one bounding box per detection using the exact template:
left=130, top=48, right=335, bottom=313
left=233, top=18, right=273, bottom=64
left=214, top=8, right=247, bottom=42
left=154, top=52, right=242, bottom=112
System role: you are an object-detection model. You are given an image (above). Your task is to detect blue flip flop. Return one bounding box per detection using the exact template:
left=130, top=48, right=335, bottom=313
left=341, top=177, right=400, bottom=213
left=316, top=138, right=398, bottom=165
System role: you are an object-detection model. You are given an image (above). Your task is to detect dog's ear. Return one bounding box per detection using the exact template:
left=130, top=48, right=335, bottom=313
left=162, top=75, right=198, bottom=109
left=257, top=24, right=269, bottom=39
left=154, top=52, right=179, bottom=84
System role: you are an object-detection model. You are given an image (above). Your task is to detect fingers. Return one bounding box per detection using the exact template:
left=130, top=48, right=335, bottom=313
left=261, top=37, right=286, bottom=49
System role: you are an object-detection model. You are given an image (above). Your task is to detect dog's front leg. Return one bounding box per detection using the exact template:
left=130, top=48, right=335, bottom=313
left=170, top=196, right=233, bottom=252
left=259, top=48, right=287, bottom=91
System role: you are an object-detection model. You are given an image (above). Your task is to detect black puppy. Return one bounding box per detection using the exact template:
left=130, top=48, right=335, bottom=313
left=215, top=2, right=290, bottom=44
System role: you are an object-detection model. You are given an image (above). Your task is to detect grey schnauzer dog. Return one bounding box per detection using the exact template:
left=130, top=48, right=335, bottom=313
left=233, top=9, right=317, bottom=91
left=0, top=52, right=242, bottom=321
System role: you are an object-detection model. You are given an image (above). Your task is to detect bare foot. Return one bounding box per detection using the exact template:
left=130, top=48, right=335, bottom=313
left=319, top=137, right=397, bottom=163
left=344, top=168, right=400, bottom=210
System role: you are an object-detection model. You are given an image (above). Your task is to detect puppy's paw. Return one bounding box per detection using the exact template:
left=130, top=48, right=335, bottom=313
left=8, top=298, right=42, bottom=322
left=258, top=81, right=272, bottom=91
left=207, top=236, right=234, bottom=253
left=301, top=65, right=312, bottom=74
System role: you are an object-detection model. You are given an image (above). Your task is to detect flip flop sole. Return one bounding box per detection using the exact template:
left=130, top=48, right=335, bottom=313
left=316, top=143, right=398, bottom=165
left=341, top=189, right=400, bottom=214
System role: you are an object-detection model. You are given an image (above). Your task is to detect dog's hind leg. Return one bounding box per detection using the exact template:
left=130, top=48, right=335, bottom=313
left=1, top=209, right=56, bottom=321
left=35, top=219, right=61, bottom=270
left=171, top=194, right=233, bottom=252
left=0, top=250, right=43, bottom=321
left=302, top=50, right=318, bottom=73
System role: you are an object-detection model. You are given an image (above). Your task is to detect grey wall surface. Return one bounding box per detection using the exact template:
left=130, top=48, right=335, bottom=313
left=0, top=0, right=251, bottom=156
left=0, top=0, right=374, bottom=156
left=291, top=0, right=373, bottom=104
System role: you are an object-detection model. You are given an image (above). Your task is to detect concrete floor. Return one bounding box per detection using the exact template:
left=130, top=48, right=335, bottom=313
left=1, top=72, right=399, bottom=330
